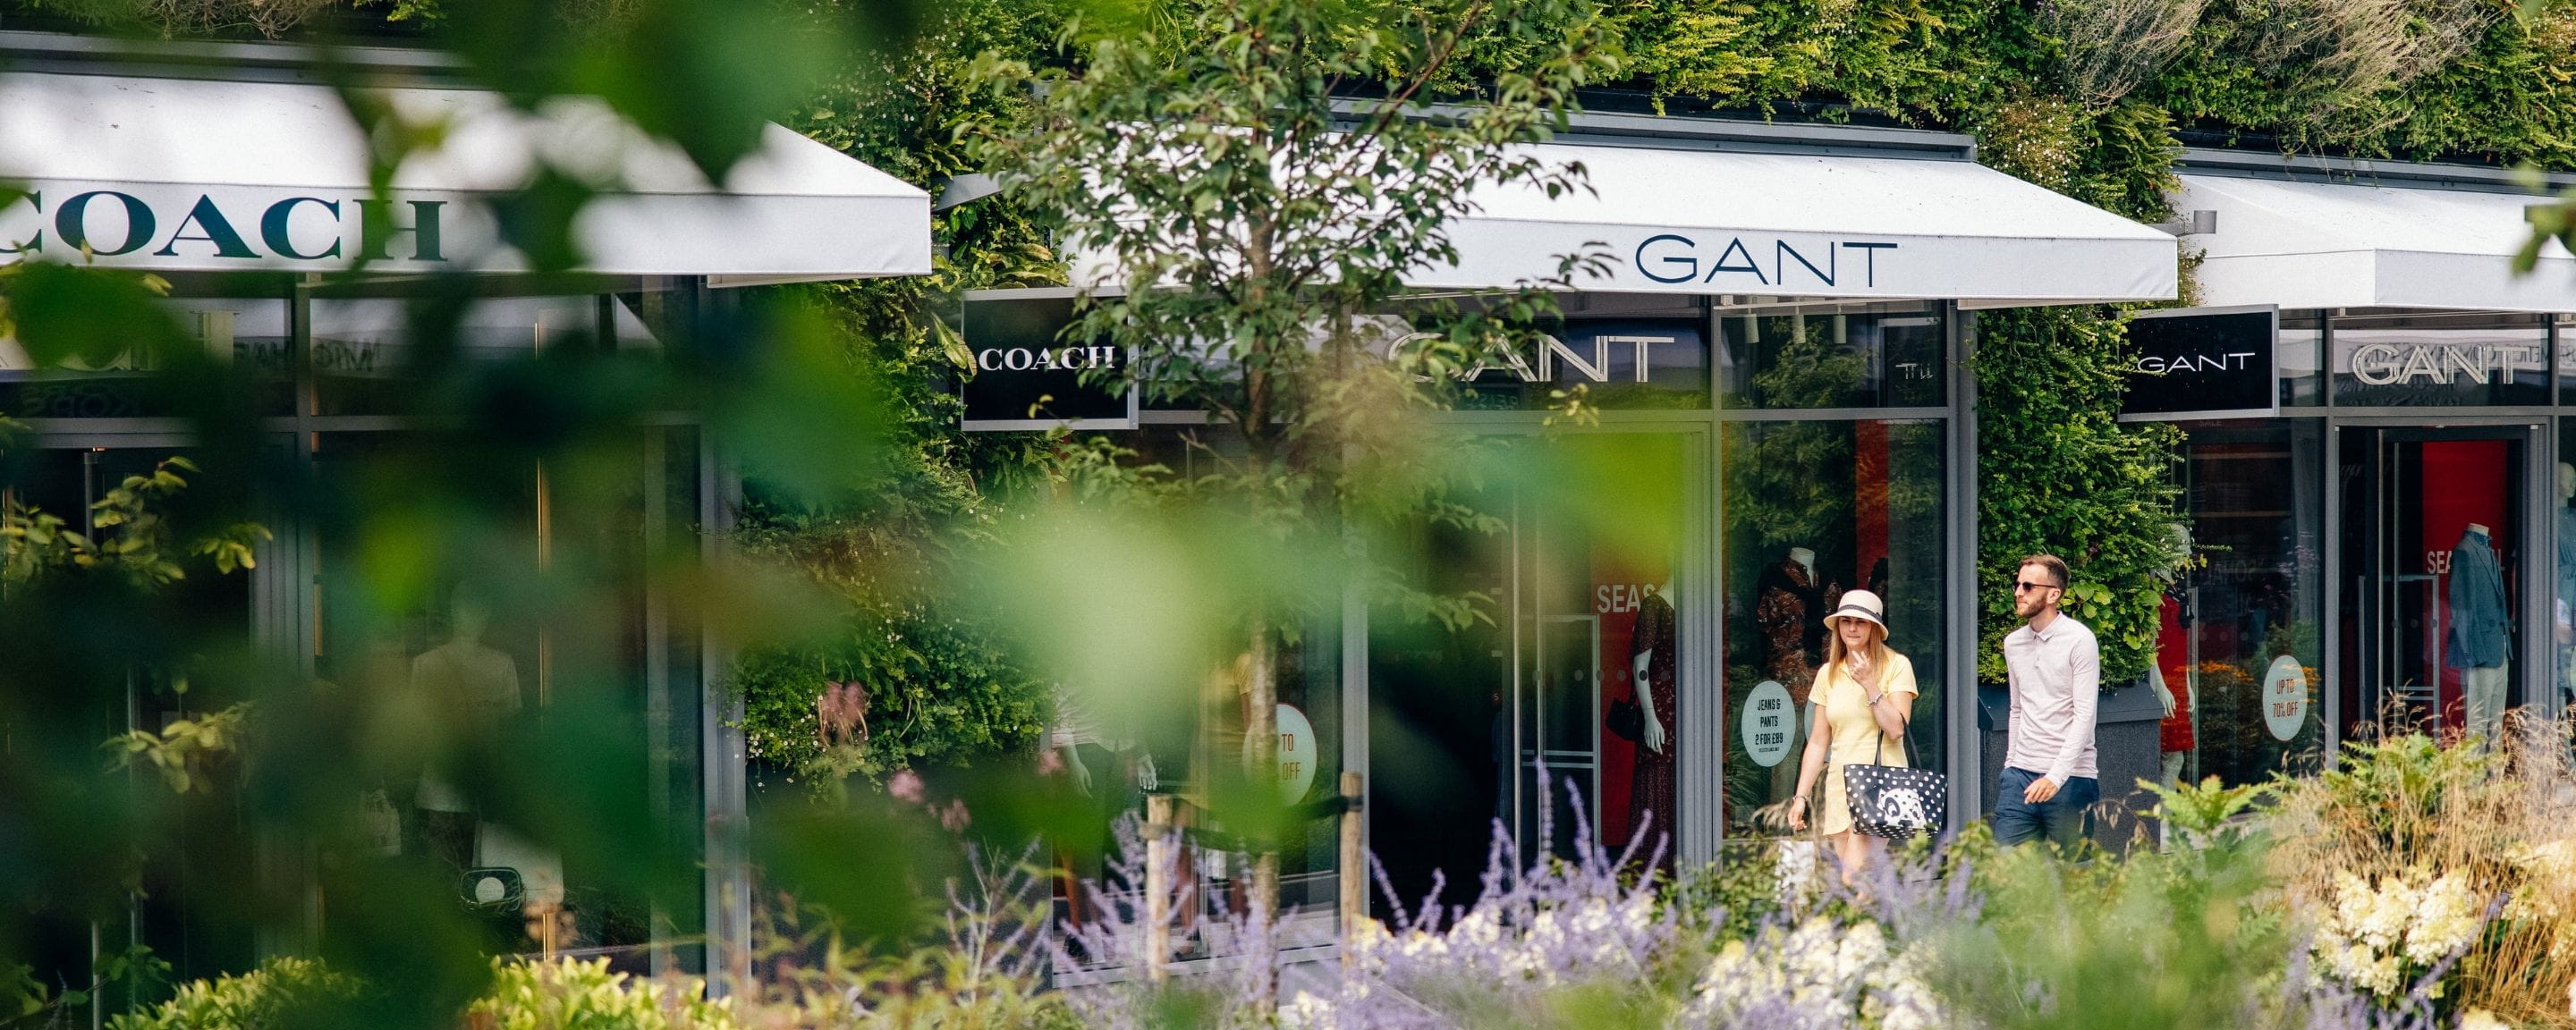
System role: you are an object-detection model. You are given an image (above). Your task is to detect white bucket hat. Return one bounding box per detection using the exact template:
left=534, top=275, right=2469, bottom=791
left=1822, top=589, right=1886, bottom=630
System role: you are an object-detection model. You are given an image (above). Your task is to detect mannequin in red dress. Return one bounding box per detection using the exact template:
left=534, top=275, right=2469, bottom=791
left=2153, top=593, right=2193, bottom=788
left=1628, top=584, right=1678, bottom=866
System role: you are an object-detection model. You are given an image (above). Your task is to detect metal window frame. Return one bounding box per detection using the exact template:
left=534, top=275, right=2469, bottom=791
left=1354, top=300, right=1971, bottom=864
left=8, top=275, right=732, bottom=983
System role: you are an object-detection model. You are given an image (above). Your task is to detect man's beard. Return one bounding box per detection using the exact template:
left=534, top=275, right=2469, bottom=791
left=2016, top=595, right=2046, bottom=619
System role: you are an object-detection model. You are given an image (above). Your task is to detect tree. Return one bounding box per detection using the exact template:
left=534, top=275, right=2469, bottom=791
left=968, top=0, right=1614, bottom=1009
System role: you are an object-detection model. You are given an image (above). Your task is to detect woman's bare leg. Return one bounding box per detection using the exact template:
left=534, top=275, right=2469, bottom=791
left=1828, top=830, right=1872, bottom=886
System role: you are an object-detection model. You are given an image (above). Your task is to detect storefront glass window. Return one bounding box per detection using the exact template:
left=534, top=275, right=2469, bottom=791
left=311, top=293, right=614, bottom=415
left=2552, top=419, right=2576, bottom=722
left=2170, top=419, right=2326, bottom=789
left=1720, top=418, right=1945, bottom=835
left=1452, top=317, right=1711, bottom=411
left=2279, top=312, right=2324, bottom=407
left=2558, top=320, right=2576, bottom=406
left=1716, top=303, right=1945, bottom=410
left=0, top=287, right=292, bottom=418
left=2330, top=314, right=2547, bottom=407
left=1368, top=431, right=1694, bottom=908
left=311, top=426, right=703, bottom=967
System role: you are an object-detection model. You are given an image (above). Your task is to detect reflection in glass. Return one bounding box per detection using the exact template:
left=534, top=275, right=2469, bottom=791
left=1721, top=419, right=1945, bottom=836
left=1717, top=304, right=1944, bottom=409
left=2168, top=420, right=2325, bottom=789
left=2555, top=421, right=2576, bottom=721
left=2330, top=315, right=2546, bottom=406
left=2278, top=312, right=2324, bottom=407
left=1367, top=432, right=1691, bottom=909
left=313, top=428, right=701, bottom=967
left=0, top=293, right=293, bottom=417
left=312, top=295, right=604, bottom=414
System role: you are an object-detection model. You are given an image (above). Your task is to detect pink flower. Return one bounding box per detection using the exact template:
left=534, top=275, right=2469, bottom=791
left=936, top=798, right=972, bottom=833
left=888, top=768, right=926, bottom=804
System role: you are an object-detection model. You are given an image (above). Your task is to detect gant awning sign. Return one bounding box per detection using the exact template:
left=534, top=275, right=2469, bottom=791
left=1415, top=143, right=2179, bottom=304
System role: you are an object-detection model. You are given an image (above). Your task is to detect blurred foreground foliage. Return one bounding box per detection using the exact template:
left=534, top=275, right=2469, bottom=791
left=99, top=723, right=2576, bottom=1029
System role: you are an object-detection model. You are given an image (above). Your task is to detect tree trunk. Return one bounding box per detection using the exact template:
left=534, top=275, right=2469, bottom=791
left=1244, top=621, right=1279, bottom=1017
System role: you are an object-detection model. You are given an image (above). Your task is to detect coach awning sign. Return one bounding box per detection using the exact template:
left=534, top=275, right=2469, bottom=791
left=0, top=72, right=929, bottom=283
left=2120, top=306, right=2279, bottom=422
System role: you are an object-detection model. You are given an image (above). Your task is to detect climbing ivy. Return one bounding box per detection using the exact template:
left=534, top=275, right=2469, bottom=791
left=1970, top=308, right=2187, bottom=683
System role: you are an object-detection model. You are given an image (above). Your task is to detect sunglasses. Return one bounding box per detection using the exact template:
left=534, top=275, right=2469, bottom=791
left=2013, top=580, right=2061, bottom=594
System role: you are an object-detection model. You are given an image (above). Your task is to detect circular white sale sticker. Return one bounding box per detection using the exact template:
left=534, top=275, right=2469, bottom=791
left=1246, top=704, right=1319, bottom=803
left=2262, top=655, right=2309, bottom=742
left=1741, top=680, right=1796, bottom=767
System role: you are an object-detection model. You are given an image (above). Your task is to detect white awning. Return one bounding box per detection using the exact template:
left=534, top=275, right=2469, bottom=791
left=1419, top=143, right=2177, bottom=305
left=2175, top=173, right=2576, bottom=312
left=0, top=72, right=930, bottom=283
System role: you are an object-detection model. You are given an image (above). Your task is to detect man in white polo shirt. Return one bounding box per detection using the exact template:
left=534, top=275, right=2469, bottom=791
left=1995, top=553, right=2099, bottom=853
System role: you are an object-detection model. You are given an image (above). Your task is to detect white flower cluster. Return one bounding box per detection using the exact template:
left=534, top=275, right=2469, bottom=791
left=1680, top=917, right=1945, bottom=1030
left=2457, top=1009, right=2509, bottom=1030
left=2309, top=867, right=2486, bottom=1001
left=1355, top=892, right=1660, bottom=989
left=1279, top=888, right=1667, bottom=1029
left=2504, top=839, right=2576, bottom=930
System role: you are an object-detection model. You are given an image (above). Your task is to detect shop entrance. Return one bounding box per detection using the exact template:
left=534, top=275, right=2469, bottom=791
left=2339, top=426, right=2535, bottom=742
left=1366, top=432, right=1692, bottom=914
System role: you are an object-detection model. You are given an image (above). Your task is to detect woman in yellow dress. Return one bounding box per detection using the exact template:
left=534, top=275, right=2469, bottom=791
left=1784, top=589, right=1917, bottom=882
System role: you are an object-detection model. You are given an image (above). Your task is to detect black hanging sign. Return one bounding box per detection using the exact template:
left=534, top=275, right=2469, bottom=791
left=2119, top=306, right=2278, bottom=422
left=961, top=291, right=1136, bottom=431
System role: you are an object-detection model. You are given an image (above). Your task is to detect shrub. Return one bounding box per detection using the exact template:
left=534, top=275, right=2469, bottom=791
left=1916, top=780, right=2300, bottom=1030
left=2269, top=717, right=2576, bottom=1026
left=468, top=958, right=734, bottom=1030
left=106, top=958, right=364, bottom=1030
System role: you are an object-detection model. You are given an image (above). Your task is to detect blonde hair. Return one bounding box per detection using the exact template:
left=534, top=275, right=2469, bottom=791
left=1823, top=616, right=1896, bottom=688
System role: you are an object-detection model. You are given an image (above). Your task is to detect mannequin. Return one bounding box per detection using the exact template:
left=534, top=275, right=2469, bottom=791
left=1634, top=580, right=1675, bottom=755
left=1627, top=581, right=1678, bottom=862
left=2149, top=525, right=2194, bottom=789
left=1756, top=549, right=1839, bottom=705
left=413, top=595, right=522, bottom=870
left=411, top=595, right=565, bottom=916
left=2446, top=523, right=2510, bottom=744
left=2557, top=463, right=2576, bottom=700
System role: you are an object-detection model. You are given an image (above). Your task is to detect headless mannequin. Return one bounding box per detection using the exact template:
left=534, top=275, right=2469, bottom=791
left=2149, top=524, right=2192, bottom=789
left=1625, top=580, right=1680, bottom=862
left=2557, top=464, right=2576, bottom=698
left=2449, top=523, right=2509, bottom=744
left=1636, top=580, right=1676, bottom=755
left=412, top=596, right=564, bottom=916
left=414, top=599, right=521, bottom=823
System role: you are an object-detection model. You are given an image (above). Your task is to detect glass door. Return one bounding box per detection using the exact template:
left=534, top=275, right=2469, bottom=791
left=1366, top=431, right=1691, bottom=911
left=2341, top=426, right=2530, bottom=742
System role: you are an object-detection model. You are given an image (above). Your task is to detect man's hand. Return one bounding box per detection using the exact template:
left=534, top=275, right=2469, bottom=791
left=2022, top=775, right=2061, bottom=804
